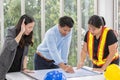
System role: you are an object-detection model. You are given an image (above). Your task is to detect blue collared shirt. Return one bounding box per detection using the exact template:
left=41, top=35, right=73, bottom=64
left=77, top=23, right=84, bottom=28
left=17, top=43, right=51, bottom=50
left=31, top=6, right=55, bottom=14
left=37, top=25, right=72, bottom=65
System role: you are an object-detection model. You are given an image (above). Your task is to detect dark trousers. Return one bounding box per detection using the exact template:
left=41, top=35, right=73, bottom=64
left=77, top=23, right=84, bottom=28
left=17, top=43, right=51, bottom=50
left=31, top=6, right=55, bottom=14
left=34, top=53, right=59, bottom=70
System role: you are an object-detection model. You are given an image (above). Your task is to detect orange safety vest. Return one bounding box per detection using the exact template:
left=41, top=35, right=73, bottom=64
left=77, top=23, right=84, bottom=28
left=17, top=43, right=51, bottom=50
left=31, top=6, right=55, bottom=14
left=87, top=27, right=119, bottom=66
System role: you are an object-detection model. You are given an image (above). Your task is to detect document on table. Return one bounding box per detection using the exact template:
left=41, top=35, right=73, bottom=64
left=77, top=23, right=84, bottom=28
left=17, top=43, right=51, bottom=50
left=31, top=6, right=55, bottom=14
left=22, top=67, right=101, bottom=80
left=64, top=67, right=101, bottom=77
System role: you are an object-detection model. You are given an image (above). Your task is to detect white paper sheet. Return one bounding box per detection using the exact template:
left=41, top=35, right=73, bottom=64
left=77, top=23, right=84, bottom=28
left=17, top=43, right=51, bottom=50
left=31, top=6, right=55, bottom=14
left=22, top=67, right=101, bottom=80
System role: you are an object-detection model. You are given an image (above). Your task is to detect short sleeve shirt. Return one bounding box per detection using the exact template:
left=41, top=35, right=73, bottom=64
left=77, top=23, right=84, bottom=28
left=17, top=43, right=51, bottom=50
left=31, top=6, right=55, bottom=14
left=84, top=30, right=118, bottom=60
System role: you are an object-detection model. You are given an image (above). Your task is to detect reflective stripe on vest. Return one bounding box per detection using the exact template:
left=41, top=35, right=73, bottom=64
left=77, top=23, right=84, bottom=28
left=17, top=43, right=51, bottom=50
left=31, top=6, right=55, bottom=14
left=87, top=27, right=118, bottom=66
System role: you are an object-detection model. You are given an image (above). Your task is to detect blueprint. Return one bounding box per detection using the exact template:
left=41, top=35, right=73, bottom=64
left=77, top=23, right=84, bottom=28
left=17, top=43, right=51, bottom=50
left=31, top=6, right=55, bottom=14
left=22, top=67, right=101, bottom=80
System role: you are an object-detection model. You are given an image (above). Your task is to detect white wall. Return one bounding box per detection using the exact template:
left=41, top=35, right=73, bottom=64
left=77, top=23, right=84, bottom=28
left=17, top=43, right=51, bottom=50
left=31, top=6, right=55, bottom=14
left=0, top=0, right=4, bottom=50
left=97, top=0, right=114, bottom=28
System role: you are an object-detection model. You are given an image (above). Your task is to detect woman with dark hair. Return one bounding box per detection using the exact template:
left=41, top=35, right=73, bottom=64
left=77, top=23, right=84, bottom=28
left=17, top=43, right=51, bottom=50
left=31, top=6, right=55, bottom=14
left=77, top=15, right=119, bottom=72
left=0, top=14, right=35, bottom=80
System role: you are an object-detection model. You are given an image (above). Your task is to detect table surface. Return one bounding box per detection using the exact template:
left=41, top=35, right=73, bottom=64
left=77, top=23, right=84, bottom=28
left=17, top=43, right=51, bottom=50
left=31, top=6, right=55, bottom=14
left=6, top=66, right=106, bottom=80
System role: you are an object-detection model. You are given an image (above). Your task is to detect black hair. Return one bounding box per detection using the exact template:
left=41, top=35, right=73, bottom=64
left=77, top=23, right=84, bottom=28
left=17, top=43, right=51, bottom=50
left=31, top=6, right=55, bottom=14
left=59, top=16, right=74, bottom=28
left=16, top=14, right=35, bottom=47
left=88, top=15, right=106, bottom=28
left=101, top=16, right=106, bottom=26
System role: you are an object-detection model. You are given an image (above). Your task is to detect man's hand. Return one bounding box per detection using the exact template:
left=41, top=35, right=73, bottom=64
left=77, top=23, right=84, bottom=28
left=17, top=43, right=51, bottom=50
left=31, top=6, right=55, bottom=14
left=59, top=63, right=74, bottom=73
left=64, top=65, right=74, bottom=73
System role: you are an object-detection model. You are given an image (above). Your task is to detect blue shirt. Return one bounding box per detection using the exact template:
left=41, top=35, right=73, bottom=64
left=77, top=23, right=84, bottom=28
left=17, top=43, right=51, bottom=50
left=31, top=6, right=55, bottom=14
left=37, top=25, right=72, bottom=65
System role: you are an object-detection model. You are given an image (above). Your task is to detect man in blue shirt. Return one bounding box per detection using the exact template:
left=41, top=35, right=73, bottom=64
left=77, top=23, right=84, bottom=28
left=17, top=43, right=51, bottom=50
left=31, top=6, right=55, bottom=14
left=34, top=16, right=74, bottom=73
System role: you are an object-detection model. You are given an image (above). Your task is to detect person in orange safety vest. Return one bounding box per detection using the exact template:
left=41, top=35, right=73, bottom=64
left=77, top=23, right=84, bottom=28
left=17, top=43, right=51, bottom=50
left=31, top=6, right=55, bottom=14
left=77, top=15, right=119, bottom=72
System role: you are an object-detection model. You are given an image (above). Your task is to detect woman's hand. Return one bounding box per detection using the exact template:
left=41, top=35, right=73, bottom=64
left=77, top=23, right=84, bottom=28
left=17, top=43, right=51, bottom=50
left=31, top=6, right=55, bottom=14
left=77, top=62, right=84, bottom=69
left=15, top=19, right=26, bottom=43
left=23, top=68, right=34, bottom=73
left=20, top=19, right=26, bottom=34
left=92, top=68, right=105, bottom=73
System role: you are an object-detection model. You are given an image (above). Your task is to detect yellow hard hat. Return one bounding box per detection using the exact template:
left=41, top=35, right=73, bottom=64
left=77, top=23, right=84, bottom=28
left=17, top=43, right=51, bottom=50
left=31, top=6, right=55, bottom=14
left=104, top=64, right=120, bottom=80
